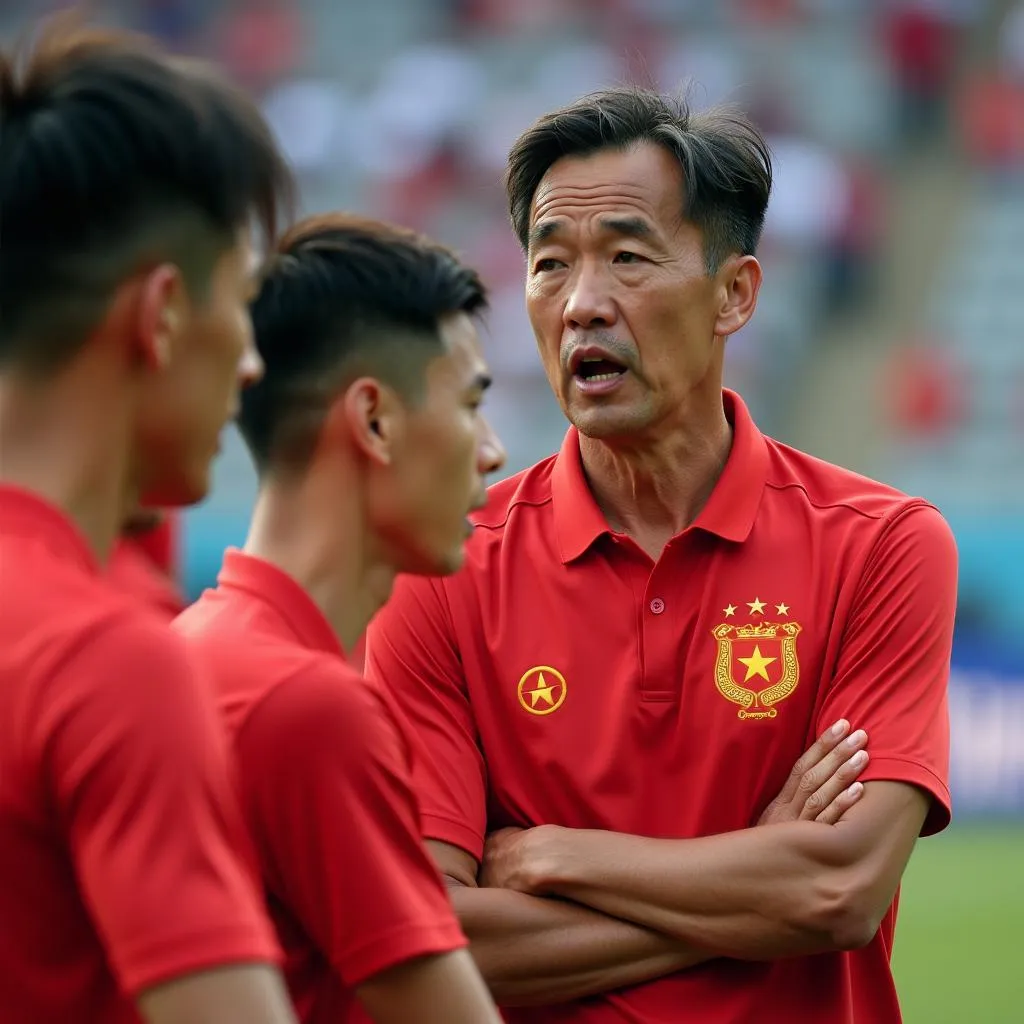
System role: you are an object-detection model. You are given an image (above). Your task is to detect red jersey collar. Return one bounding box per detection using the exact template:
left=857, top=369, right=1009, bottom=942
left=217, top=549, right=345, bottom=658
left=0, top=484, right=99, bottom=573
left=551, top=389, right=769, bottom=563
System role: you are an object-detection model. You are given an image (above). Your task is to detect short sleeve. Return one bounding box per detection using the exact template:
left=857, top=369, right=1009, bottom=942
left=47, top=617, right=279, bottom=996
left=239, top=665, right=467, bottom=987
left=365, top=575, right=488, bottom=861
left=817, top=504, right=957, bottom=836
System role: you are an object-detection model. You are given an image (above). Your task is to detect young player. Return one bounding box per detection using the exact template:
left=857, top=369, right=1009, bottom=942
left=0, top=18, right=297, bottom=1024
left=175, top=214, right=506, bottom=1024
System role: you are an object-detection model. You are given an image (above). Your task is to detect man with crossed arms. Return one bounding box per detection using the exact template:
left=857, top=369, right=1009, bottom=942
left=366, top=87, right=954, bottom=1023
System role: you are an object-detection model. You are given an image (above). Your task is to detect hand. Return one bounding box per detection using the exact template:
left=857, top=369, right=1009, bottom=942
left=758, top=719, right=869, bottom=827
left=480, top=825, right=561, bottom=895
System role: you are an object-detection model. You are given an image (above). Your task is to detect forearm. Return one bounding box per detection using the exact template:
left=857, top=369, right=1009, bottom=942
left=540, top=822, right=873, bottom=960
left=356, top=948, right=501, bottom=1024
left=446, top=882, right=710, bottom=1006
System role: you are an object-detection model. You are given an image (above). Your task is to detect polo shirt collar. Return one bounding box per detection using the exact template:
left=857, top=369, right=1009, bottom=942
left=551, top=389, right=768, bottom=564
left=217, top=549, right=344, bottom=658
left=0, top=484, right=99, bottom=573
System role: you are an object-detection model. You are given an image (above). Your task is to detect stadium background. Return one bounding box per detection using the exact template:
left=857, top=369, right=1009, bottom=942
left=6, top=1, right=1022, bottom=1019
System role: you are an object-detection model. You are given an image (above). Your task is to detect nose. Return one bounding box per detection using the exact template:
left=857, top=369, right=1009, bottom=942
left=477, top=415, right=507, bottom=477
left=237, top=334, right=264, bottom=390
left=563, top=261, right=618, bottom=331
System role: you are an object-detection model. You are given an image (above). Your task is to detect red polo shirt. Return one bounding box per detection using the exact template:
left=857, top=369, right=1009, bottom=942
left=107, top=530, right=186, bottom=621
left=0, top=486, right=278, bottom=1024
left=365, top=390, right=955, bottom=1024
left=174, top=551, right=468, bottom=1024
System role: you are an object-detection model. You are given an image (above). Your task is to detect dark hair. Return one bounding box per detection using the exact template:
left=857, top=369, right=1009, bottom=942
left=239, top=212, right=488, bottom=475
left=0, top=15, right=293, bottom=373
left=506, top=87, right=772, bottom=273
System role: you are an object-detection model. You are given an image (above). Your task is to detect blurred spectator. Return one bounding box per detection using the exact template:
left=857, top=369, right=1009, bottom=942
left=958, top=72, right=1024, bottom=170
left=824, top=154, right=885, bottom=313
left=213, top=0, right=303, bottom=97
left=882, top=0, right=960, bottom=145
left=887, top=342, right=966, bottom=439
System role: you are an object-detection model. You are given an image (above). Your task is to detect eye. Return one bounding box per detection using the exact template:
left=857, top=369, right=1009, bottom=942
left=613, top=251, right=643, bottom=264
left=533, top=257, right=564, bottom=273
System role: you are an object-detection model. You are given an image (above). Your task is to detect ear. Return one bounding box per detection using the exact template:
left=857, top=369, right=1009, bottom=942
left=136, top=264, right=188, bottom=371
left=333, top=376, right=407, bottom=467
left=713, top=255, right=762, bottom=339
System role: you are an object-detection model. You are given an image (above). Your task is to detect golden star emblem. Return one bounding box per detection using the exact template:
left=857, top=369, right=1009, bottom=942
left=723, top=604, right=737, bottom=617
left=776, top=603, right=790, bottom=615
left=738, top=645, right=777, bottom=683
left=747, top=597, right=766, bottom=615
left=517, top=666, right=568, bottom=716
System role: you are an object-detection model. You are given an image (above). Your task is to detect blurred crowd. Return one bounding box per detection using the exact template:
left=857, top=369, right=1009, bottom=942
left=5, top=0, right=1023, bottom=648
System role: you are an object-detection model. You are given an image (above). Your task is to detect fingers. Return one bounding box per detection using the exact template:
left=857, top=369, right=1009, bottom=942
left=794, top=728, right=868, bottom=820
left=775, top=719, right=852, bottom=805
left=815, top=780, right=865, bottom=824
left=800, top=746, right=870, bottom=822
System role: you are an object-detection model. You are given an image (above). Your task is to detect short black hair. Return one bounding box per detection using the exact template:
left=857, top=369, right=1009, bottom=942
left=0, top=14, right=293, bottom=374
left=506, top=86, right=772, bottom=273
left=240, top=212, right=488, bottom=475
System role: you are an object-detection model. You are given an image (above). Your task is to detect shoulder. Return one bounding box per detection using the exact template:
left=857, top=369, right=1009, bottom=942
left=32, top=608, right=218, bottom=776
left=470, top=452, right=559, bottom=534
left=176, top=597, right=338, bottom=738
left=240, top=656, right=403, bottom=764
left=61, top=603, right=195, bottom=692
left=762, top=437, right=944, bottom=526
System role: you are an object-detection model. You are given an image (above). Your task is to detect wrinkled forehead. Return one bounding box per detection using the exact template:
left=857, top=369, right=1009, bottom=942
left=529, top=144, right=685, bottom=243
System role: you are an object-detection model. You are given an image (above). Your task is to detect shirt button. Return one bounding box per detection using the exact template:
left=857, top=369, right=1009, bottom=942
left=650, top=598, right=665, bottom=615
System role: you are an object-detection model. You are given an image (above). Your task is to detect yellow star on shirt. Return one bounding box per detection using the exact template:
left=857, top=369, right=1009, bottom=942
left=747, top=597, right=766, bottom=615
left=526, top=672, right=558, bottom=708
left=738, top=645, right=777, bottom=683
left=723, top=604, right=737, bottom=617
left=776, top=603, right=790, bottom=616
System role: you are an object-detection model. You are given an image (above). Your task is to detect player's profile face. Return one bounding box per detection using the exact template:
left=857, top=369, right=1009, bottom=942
left=524, top=143, right=726, bottom=440
left=386, top=312, right=504, bottom=576
left=136, top=228, right=261, bottom=507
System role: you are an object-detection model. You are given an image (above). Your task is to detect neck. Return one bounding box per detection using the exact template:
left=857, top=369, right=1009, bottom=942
left=0, top=368, right=135, bottom=563
left=243, top=465, right=395, bottom=652
left=579, top=386, right=732, bottom=557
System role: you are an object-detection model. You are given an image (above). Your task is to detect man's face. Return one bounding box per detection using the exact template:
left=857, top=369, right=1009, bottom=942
left=137, top=230, right=262, bottom=506
left=525, top=142, right=728, bottom=440
left=377, top=312, right=505, bottom=576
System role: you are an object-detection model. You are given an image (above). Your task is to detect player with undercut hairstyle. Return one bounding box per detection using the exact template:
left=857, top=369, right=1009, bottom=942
left=176, top=213, right=506, bottom=1024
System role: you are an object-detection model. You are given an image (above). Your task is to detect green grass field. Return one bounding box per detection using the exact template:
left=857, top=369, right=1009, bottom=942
left=893, top=824, right=1023, bottom=1023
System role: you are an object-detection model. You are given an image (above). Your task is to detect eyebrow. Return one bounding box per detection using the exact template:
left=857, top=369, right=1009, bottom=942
left=599, top=215, right=655, bottom=240
left=528, top=215, right=655, bottom=250
left=528, top=220, right=562, bottom=249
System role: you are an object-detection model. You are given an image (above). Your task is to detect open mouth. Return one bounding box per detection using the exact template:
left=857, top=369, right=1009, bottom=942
left=575, top=357, right=627, bottom=383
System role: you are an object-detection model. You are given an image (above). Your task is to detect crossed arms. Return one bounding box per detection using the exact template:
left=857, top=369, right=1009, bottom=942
left=430, top=730, right=927, bottom=1005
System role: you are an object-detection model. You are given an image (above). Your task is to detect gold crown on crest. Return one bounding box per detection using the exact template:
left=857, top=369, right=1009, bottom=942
left=734, top=622, right=780, bottom=639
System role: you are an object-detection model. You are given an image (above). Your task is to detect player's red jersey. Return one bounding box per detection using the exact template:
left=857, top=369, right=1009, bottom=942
left=0, top=486, right=279, bottom=1024
left=365, top=389, right=955, bottom=1024
left=107, top=526, right=186, bottom=621
left=175, top=550, right=468, bottom=1024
